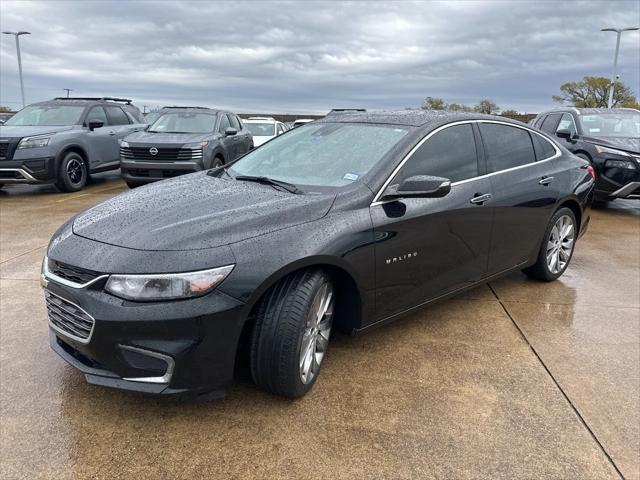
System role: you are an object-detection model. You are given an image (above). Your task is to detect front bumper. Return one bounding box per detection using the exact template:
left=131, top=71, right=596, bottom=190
left=121, top=159, right=204, bottom=184
left=44, top=277, right=246, bottom=396
left=609, top=182, right=640, bottom=199
left=0, top=156, right=57, bottom=184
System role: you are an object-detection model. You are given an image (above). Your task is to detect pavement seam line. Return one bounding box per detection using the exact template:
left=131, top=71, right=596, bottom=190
left=0, top=245, right=47, bottom=265
left=487, top=282, right=626, bottom=480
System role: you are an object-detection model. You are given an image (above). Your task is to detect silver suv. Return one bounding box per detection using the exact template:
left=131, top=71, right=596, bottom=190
left=120, top=107, right=252, bottom=188
left=0, top=98, right=146, bottom=192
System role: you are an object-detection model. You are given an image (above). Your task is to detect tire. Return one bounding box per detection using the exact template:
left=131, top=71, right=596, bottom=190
left=55, top=152, right=87, bottom=192
left=210, top=156, right=224, bottom=169
left=523, top=207, right=577, bottom=282
left=250, top=270, right=335, bottom=398
left=126, top=180, right=144, bottom=189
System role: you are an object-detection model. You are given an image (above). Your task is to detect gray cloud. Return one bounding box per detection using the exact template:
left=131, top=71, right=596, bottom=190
left=1, top=0, right=638, bottom=113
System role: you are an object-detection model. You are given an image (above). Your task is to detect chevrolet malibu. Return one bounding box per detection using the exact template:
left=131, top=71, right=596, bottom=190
left=42, top=111, right=594, bottom=398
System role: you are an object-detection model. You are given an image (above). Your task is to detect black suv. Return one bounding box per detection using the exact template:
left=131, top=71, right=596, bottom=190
left=119, top=107, right=252, bottom=187
left=0, top=98, right=146, bottom=191
left=532, top=108, right=639, bottom=202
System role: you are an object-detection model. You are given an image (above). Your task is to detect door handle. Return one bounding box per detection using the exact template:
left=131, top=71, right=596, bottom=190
left=108, top=131, right=117, bottom=136
left=470, top=193, right=492, bottom=205
left=539, top=176, right=554, bottom=186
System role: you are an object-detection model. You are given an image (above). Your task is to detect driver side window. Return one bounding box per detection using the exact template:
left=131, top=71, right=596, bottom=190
left=393, top=124, right=479, bottom=185
left=86, top=107, right=109, bottom=126
left=556, top=113, right=577, bottom=136
left=218, top=114, right=231, bottom=134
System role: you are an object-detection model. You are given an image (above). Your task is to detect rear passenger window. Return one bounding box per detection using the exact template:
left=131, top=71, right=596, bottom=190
left=530, top=133, right=557, bottom=161
left=479, top=123, right=536, bottom=173
left=540, top=113, right=561, bottom=134
left=105, top=106, right=130, bottom=125
left=395, top=124, right=478, bottom=184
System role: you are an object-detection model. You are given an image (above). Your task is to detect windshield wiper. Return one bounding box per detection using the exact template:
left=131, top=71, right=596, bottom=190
left=235, top=175, right=301, bottom=194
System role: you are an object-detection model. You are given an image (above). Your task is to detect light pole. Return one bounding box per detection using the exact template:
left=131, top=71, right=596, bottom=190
left=63, top=88, right=73, bottom=98
left=2, top=31, right=30, bottom=108
left=601, top=27, right=639, bottom=108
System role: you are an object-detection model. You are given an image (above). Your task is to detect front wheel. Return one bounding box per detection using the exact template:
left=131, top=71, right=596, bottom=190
left=250, top=270, right=334, bottom=397
left=55, top=152, right=87, bottom=192
left=523, top=207, right=577, bottom=281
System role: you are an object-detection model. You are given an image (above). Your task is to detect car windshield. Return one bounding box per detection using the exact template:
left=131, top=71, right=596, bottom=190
left=5, top=105, right=85, bottom=126
left=228, top=123, right=409, bottom=188
left=246, top=122, right=276, bottom=136
left=144, top=111, right=163, bottom=124
left=578, top=112, right=640, bottom=137
left=149, top=112, right=216, bottom=133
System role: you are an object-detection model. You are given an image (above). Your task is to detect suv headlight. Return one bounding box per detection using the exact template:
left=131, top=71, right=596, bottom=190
left=605, top=159, right=637, bottom=170
left=18, top=135, right=51, bottom=149
left=119, top=140, right=129, bottom=148
left=184, top=140, right=209, bottom=149
left=595, top=145, right=632, bottom=157
left=105, top=265, right=234, bottom=301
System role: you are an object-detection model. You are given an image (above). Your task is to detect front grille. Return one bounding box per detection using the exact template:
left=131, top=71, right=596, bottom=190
left=0, top=140, right=17, bottom=161
left=120, top=146, right=203, bottom=161
left=49, top=259, right=101, bottom=285
left=45, top=291, right=95, bottom=342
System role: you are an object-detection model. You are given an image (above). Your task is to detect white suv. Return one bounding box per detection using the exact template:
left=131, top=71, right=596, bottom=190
left=242, top=117, right=287, bottom=147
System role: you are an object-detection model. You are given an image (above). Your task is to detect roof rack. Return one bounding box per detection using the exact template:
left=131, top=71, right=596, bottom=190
left=162, top=106, right=210, bottom=109
left=53, top=97, right=133, bottom=104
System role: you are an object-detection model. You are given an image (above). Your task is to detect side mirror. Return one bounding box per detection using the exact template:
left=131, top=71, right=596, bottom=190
left=225, top=127, right=237, bottom=136
left=556, top=129, right=572, bottom=140
left=88, top=119, right=104, bottom=131
left=383, top=175, right=451, bottom=200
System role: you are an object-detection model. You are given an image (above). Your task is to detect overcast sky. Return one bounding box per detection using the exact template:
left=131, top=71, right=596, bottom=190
left=1, top=0, right=639, bottom=114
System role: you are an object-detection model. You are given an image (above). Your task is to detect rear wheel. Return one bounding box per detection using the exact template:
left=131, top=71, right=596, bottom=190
left=55, top=152, right=87, bottom=192
left=250, top=270, right=334, bottom=397
left=523, top=207, right=576, bottom=281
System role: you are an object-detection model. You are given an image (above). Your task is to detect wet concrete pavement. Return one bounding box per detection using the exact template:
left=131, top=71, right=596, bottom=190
left=1, top=174, right=638, bottom=479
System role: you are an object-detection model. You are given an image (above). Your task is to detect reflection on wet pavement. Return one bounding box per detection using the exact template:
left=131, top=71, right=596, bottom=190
left=1, top=177, right=638, bottom=479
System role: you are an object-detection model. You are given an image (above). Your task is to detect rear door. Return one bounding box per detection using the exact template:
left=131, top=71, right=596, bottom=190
left=371, top=122, right=494, bottom=320
left=104, top=106, right=139, bottom=162
left=84, top=106, right=114, bottom=165
left=478, top=121, right=561, bottom=274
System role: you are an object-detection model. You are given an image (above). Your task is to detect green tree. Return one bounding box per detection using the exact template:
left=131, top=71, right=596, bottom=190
left=421, top=97, right=446, bottom=110
left=474, top=99, right=500, bottom=114
left=446, top=103, right=473, bottom=112
left=0, top=106, right=11, bottom=113
left=553, top=76, right=638, bottom=108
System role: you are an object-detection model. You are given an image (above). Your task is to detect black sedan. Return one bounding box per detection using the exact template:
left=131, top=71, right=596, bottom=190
left=42, top=111, right=594, bottom=398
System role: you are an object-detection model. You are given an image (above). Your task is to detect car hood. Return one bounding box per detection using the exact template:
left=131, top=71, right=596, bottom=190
left=124, top=130, right=212, bottom=145
left=0, top=125, right=74, bottom=138
left=252, top=135, right=274, bottom=147
left=583, top=136, right=640, bottom=154
left=72, top=172, right=335, bottom=251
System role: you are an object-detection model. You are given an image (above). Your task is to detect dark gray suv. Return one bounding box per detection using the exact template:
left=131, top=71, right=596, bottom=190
left=0, top=98, right=146, bottom=192
left=119, top=107, right=253, bottom=187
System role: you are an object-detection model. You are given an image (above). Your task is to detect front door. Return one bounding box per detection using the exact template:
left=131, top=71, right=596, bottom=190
left=371, top=123, right=493, bottom=321
left=217, top=113, right=237, bottom=160
left=84, top=106, right=116, bottom=166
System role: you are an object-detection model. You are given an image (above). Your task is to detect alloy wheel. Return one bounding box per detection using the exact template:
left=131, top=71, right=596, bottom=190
left=546, top=214, right=575, bottom=274
left=299, top=282, right=334, bottom=384
left=67, top=158, right=85, bottom=186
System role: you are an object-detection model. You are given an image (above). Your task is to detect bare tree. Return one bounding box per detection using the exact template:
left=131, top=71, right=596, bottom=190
left=421, top=97, right=446, bottom=110
left=474, top=99, right=500, bottom=114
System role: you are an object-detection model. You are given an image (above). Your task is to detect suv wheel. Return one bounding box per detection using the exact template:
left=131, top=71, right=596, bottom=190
left=250, top=270, right=334, bottom=397
left=523, top=207, right=577, bottom=281
left=211, top=156, right=224, bottom=169
left=56, top=152, right=87, bottom=192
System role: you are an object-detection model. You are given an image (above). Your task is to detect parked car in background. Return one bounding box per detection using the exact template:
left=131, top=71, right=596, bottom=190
left=242, top=116, right=287, bottom=147
left=532, top=108, right=639, bottom=203
left=120, top=107, right=252, bottom=188
left=43, top=111, right=593, bottom=399
left=326, top=108, right=367, bottom=116
left=0, top=97, right=146, bottom=191
left=293, top=118, right=314, bottom=128
left=0, top=111, right=16, bottom=124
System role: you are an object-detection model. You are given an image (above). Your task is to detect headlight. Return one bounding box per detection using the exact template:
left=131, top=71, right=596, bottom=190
left=605, top=159, right=636, bottom=170
left=105, top=265, right=234, bottom=301
left=119, top=140, right=129, bottom=148
left=184, top=140, right=209, bottom=149
left=595, top=145, right=631, bottom=157
left=18, top=135, right=51, bottom=149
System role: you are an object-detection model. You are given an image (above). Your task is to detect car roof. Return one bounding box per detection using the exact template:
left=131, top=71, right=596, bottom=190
left=538, top=107, right=639, bottom=116
left=155, top=107, right=220, bottom=114
left=315, top=110, right=524, bottom=128
left=245, top=117, right=277, bottom=122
